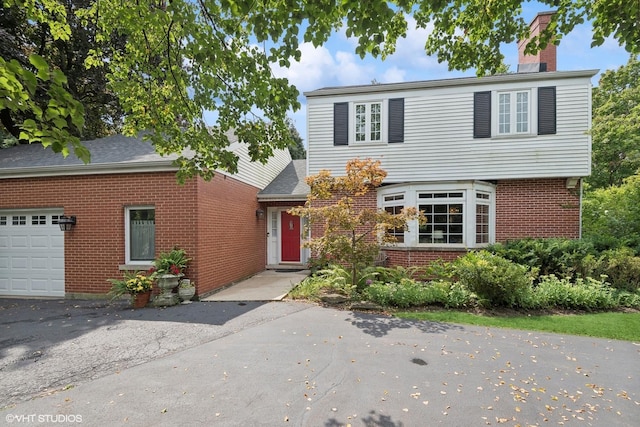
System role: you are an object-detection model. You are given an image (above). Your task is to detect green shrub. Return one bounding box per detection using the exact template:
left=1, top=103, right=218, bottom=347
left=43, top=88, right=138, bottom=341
left=362, top=278, right=475, bottom=309
left=531, top=275, right=616, bottom=310
left=615, top=291, right=640, bottom=308
left=595, top=248, right=640, bottom=292
left=289, top=264, right=358, bottom=300
left=487, top=238, right=597, bottom=281
left=452, top=251, right=535, bottom=307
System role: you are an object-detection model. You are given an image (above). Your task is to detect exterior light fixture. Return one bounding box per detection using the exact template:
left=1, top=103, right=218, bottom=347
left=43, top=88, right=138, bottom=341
left=58, top=215, right=76, bottom=231
left=255, top=209, right=265, bottom=219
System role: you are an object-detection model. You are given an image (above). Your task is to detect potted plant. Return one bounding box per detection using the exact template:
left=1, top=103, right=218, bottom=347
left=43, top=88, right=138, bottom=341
left=178, top=279, right=196, bottom=303
left=108, top=271, right=154, bottom=308
left=152, top=247, right=190, bottom=306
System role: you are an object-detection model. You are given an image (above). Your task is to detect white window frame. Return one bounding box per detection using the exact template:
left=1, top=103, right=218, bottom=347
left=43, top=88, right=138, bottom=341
left=494, top=89, right=533, bottom=136
left=382, top=193, right=406, bottom=244
left=351, top=100, right=386, bottom=144
left=417, top=191, right=466, bottom=246
left=378, top=182, right=496, bottom=248
left=124, top=206, right=155, bottom=265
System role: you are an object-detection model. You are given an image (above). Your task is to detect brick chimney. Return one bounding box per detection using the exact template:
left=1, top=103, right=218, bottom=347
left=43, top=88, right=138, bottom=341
left=517, top=11, right=556, bottom=72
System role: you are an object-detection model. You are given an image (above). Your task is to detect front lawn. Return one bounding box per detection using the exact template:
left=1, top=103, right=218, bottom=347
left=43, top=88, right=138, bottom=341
left=395, top=309, right=640, bottom=341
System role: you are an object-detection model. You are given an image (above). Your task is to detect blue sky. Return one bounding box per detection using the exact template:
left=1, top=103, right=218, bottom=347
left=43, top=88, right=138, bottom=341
left=270, top=5, right=633, bottom=146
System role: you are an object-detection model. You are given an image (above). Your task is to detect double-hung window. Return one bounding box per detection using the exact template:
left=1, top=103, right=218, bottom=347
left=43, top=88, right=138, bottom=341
left=125, top=207, right=155, bottom=264
left=497, top=90, right=530, bottom=135
left=355, top=102, right=382, bottom=142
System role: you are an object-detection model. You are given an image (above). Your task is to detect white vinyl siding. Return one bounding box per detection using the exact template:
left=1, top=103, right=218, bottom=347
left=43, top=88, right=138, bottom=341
left=223, top=141, right=291, bottom=190
left=307, top=74, right=592, bottom=181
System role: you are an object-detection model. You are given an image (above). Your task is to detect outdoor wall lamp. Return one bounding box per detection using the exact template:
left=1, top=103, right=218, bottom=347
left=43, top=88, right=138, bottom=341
left=255, top=209, right=265, bottom=220
left=58, top=215, right=76, bottom=231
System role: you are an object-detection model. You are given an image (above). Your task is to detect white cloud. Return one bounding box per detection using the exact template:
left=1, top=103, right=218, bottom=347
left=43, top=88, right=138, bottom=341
left=380, top=67, right=406, bottom=83
left=271, top=43, right=335, bottom=92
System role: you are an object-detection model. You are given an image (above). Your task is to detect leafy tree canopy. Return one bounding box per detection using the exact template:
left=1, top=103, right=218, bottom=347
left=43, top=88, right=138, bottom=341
left=2, top=0, right=638, bottom=181
left=589, top=55, right=640, bottom=189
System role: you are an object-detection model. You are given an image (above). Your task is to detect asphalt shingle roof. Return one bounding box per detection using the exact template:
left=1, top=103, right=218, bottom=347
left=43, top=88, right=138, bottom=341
left=258, top=159, right=309, bottom=200
left=0, top=134, right=174, bottom=170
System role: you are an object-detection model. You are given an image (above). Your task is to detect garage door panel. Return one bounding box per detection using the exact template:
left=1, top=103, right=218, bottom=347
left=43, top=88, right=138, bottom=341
left=51, top=235, right=63, bottom=249
left=31, top=257, right=49, bottom=270
left=51, top=257, right=64, bottom=270
left=10, top=278, right=28, bottom=291
left=11, top=257, right=28, bottom=269
left=31, top=279, right=49, bottom=291
left=31, top=235, right=50, bottom=248
left=0, top=210, right=64, bottom=297
left=10, top=236, right=28, bottom=248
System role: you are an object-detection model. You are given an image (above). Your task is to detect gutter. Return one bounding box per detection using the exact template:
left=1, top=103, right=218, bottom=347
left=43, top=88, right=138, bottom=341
left=0, top=161, right=179, bottom=179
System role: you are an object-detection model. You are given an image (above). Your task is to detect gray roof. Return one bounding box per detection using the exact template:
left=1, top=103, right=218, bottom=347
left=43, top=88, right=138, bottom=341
left=258, top=160, right=309, bottom=201
left=0, top=134, right=177, bottom=175
left=304, top=69, right=599, bottom=97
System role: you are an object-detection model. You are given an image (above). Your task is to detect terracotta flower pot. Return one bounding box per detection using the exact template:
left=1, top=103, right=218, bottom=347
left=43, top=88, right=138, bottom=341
left=132, top=291, right=151, bottom=308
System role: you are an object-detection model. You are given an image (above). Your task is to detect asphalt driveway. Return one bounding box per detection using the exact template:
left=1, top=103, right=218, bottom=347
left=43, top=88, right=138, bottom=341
left=1, top=298, right=638, bottom=426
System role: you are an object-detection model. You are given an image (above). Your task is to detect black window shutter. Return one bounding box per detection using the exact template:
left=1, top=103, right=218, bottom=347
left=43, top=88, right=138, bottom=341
left=473, top=91, right=491, bottom=138
left=388, top=98, right=404, bottom=143
left=538, top=86, right=556, bottom=135
left=333, top=102, right=349, bottom=146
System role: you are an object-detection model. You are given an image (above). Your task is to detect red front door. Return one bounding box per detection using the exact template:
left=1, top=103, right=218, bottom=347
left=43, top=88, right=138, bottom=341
left=281, top=211, right=300, bottom=262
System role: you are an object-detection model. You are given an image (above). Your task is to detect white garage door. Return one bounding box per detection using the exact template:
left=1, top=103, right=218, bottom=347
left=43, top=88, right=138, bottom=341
left=0, top=210, right=65, bottom=297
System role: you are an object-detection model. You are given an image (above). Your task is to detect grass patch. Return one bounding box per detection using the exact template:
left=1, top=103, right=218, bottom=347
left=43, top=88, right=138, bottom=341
left=395, top=310, right=640, bottom=341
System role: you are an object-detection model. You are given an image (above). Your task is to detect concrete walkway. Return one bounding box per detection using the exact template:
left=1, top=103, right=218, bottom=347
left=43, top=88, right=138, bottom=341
left=202, top=269, right=309, bottom=301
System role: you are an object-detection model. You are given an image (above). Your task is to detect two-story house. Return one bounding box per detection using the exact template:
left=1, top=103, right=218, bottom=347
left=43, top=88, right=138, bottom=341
left=303, top=12, right=596, bottom=266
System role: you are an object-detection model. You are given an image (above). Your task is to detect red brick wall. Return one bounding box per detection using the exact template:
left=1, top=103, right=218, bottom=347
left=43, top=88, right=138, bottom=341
left=0, top=171, right=268, bottom=296
left=195, top=174, right=267, bottom=295
left=495, top=178, right=580, bottom=241
left=308, top=178, right=581, bottom=267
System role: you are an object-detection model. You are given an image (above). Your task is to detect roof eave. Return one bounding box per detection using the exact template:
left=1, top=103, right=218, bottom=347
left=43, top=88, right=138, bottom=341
left=257, top=194, right=308, bottom=202
left=0, top=161, right=178, bottom=179
left=304, top=69, right=599, bottom=98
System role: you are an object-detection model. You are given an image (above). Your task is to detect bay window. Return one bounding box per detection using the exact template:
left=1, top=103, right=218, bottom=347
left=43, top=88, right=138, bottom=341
left=378, top=182, right=495, bottom=248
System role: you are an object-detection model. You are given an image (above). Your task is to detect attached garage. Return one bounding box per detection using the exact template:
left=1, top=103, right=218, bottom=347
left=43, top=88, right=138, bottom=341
left=0, top=210, right=65, bottom=297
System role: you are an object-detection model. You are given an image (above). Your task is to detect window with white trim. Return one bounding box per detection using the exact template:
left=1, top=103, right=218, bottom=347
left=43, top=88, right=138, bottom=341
left=378, top=182, right=495, bottom=248
left=497, top=90, right=530, bottom=135
left=383, top=194, right=405, bottom=243
left=125, top=207, right=155, bottom=264
left=355, top=102, right=382, bottom=142
left=418, top=192, right=464, bottom=244
left=475, top=192, right=490, bottom=244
